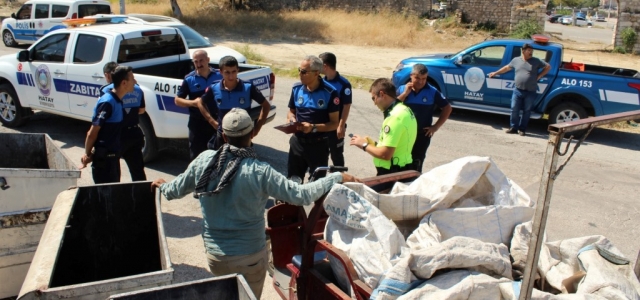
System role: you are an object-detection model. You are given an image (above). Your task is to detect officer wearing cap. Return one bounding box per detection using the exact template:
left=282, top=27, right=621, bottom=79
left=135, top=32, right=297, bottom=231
left=152, top=108, right=359, bottom=299
left=397, top=64, right=452, bottom=172
left=100, top=62, right=147, bottom=181
left=175, top=50, right=223, bottom=161
left=81, top=66, right=136, bottom=183
left=319, top=52, right=352, bottom=167
left=196, top=55, right=271, bottom=150
left=287, top=55, right=340, bottom=181
left=350, top=78, right=417, bottom=176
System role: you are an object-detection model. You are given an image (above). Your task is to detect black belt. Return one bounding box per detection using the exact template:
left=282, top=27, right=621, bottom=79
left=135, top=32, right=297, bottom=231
left=125, top=124, right=139, bottom=130
left=297, top=135, right=328, bottom=144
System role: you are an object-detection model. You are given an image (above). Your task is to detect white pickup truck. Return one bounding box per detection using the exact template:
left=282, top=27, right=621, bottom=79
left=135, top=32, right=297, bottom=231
left=0, top=20, right=276, bottom=161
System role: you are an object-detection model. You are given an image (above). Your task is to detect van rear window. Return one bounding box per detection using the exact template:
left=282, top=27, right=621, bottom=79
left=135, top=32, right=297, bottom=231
left=78, top=4, right=111, bottom=18
left=117, top=33, right=186, bottom=63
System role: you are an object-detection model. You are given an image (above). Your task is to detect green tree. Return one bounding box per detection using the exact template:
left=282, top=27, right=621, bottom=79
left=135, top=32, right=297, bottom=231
left=547, top=0, right=558, bottom=10
left=560, top=0, right=582, bottom=8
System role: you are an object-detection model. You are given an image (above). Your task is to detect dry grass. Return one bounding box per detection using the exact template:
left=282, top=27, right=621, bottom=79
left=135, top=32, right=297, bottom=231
left=118, top=0, right=487, bottom=49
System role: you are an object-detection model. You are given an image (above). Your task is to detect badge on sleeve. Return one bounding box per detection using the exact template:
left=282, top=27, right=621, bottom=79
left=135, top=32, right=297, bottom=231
left=318, top=99, right=325, bottom=107
left=333, top=97, right=340, bottom=105
left=345, top=88, right=351, bottom=96
left=384, top=125, right=390, bottom=133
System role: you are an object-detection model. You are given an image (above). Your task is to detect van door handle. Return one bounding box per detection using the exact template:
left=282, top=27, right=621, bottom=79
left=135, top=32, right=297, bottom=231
left=54, top=70, right=65, bottom=75
left=92, top=74, right=104, bottom=79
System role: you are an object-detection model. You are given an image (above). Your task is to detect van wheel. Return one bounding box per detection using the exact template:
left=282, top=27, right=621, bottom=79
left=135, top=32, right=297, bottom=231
left=139, top=114, right=159, bottom=163
left=549, top=102, right=588, bottom=137
left=3, top=30, right=17, bottom=47
left=0, top=83, right=28, bottom=127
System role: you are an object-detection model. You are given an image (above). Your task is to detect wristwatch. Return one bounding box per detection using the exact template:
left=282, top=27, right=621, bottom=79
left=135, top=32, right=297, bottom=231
left=362, top=142, right=368, bottom=152
left=311, top=124, right=317, bottom=133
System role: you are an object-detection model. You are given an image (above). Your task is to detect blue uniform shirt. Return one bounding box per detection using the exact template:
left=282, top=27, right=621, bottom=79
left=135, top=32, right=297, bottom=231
left=288, top=79, right=340, bottom=138
left=397, top=84, right=449, bottom=131
left=176, top=68, right=222, bottom=129
left=201, top=79, right=266, bottom=134
left=323, top=72, right=352, bottom=119
left=92, top=91, right=124, bottom=152
left=101, top=84, right=146, bottom=139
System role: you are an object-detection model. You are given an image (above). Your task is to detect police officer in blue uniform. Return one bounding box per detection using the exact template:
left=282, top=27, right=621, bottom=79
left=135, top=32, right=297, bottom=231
left=174, top=50, right=222, bottom=161
left=320, top=52, right=352, bottom=167
left=100, top=62, right=147, bottom=181
left=81, top=66, right=135, bottom=184
left=287, top=55, right=340, bottom=181
left=397, top=64, right=452, bottom=172
left=197, top=56, right=271, bottom=150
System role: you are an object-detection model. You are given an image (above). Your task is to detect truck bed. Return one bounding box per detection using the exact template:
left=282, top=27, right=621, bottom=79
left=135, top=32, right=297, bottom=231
left=135, top=61, right=269, bottom=80
left=562, top=62, right=639, bottom=78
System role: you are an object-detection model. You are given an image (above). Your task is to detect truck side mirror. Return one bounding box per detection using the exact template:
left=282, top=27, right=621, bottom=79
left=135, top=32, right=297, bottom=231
left=11, top=13, right=16, bottom=19
left=17, top=50, right=29, bottom=62
left=454, top=56, right=463, bottom=65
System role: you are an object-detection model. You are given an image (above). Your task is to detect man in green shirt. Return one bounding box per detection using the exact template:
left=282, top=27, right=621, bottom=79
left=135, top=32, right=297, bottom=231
left=349, top=78, right=417, bottom=175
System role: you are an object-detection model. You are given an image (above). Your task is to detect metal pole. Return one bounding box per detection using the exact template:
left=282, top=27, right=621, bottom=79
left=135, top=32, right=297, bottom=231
left=518, top=130, right=563, bottom=300
left=119, top=0, right=125, bottom=14
left=608, top=0, right=611, bottom=19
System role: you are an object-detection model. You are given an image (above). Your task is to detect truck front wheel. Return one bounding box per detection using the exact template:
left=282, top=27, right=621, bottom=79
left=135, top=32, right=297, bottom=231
left=549, top=102, right=588, bottom=136
left=139, top=114, right=159, bottom=163
left=0, top=83, right=28, bottom=127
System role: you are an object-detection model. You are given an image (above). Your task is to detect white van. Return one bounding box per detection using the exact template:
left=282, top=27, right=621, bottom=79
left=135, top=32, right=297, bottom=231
left=1, top=0, right=112, bottom=47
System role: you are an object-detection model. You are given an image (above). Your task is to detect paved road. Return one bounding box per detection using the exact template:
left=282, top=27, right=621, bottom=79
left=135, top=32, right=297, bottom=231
left=545, top=19, right=616, bottom=45
left=1, top=43, right=638, bottom=298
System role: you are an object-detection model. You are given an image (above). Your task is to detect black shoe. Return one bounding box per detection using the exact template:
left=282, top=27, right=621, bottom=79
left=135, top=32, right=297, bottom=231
left=518, top=130, right=526, bottom=136
left=505, top=128, right=518, bottom=134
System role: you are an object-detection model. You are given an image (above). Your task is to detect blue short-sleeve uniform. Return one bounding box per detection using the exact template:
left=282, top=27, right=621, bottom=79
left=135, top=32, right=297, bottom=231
left=201, top=79, right=266, bottom=134
left=397, top=84, right=449, bottom=131
left=323, top=73, right=352, bottom=119
left=176, top=68, right=222, bottom=129
left=92, top=91, right=124, bottom=152
left=101, top=84, right=146, bottom=139
left=288, top=79, right=340, bottom=139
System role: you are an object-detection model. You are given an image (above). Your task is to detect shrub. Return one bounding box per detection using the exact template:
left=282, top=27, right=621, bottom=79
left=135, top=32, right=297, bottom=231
left=620, top=27, right=637, bottom=53
left=612, top=46, right=626, bottom=54
left=510, top=19, right=542, bottom=39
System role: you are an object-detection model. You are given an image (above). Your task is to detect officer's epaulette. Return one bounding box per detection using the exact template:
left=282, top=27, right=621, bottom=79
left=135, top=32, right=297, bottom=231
left=184, top=70, right=196, bottom=79
left=322, top=84, right=336, bottom=94
left=292, top=81, right=303, bottom=88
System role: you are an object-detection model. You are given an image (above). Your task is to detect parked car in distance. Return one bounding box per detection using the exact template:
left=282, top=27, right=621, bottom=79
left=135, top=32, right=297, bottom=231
left=124, top=14, right=248, bottom=64
left=548, top=14, right=563, bottom=23
left=576, top=12, right=586, bottom=20
left=561, top=15, right=573, bottom=24
left=592, top=13, right=606, bottom=22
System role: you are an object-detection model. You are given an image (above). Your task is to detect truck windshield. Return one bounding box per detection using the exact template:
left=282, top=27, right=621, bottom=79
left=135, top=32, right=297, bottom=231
left=169, top=25, right=213, bottom=49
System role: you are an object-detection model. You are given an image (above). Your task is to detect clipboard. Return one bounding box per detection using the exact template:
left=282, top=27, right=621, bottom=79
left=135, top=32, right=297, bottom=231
left=274, top=122, right=300, bottom=134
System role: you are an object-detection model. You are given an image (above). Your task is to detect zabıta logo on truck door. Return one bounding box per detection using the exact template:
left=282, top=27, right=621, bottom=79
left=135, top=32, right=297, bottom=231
left=35, top=64, right=55, bottom=108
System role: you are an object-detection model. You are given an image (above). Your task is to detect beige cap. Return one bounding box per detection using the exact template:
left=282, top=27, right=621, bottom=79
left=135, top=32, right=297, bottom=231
left=222, top=108, right=254, bottom=137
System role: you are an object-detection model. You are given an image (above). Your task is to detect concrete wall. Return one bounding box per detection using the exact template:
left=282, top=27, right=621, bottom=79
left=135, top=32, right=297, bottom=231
left=613, top=0, right=640, bottom=53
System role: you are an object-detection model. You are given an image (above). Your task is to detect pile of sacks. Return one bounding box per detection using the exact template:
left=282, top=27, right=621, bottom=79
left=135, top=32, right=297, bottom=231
left=323, top=156, right=640, bottom=299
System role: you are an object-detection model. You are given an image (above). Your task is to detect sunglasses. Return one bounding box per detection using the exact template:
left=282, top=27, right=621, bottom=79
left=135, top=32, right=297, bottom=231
left=298, top=68, right=316, bottom=75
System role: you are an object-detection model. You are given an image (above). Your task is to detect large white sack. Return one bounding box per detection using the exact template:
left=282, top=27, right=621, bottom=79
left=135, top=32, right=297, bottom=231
left=406, top=206, right=535, bottom=251
left=576, top=244, right=640, bottom=299
left=397, top=270, right=511, bottom=300
left=410, top=236, right=513, bottom=280
left=323, top=184, right=407, bottom=292
left=498, top=281, right=607, bottom=299
left=372, top=237, right=512, bottom=300
left=342, top=156, right=531, bottom=222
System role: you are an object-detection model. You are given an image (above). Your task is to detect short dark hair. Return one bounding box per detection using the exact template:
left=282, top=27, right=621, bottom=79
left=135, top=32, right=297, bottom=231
left=319, top=52, right=336, bottom=69
left=226, top=131, right=252, bottom=146
left=369, top=78, right=396, bottom=98
left=411, top=64, right=428, bottom=75
left=112, top=66, right=133, bottom=88
left=522, top=43, right=533, bottom=50
left=219, top=55, right=239, bottom=69
left=103, top=61, right=117, bottom=74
